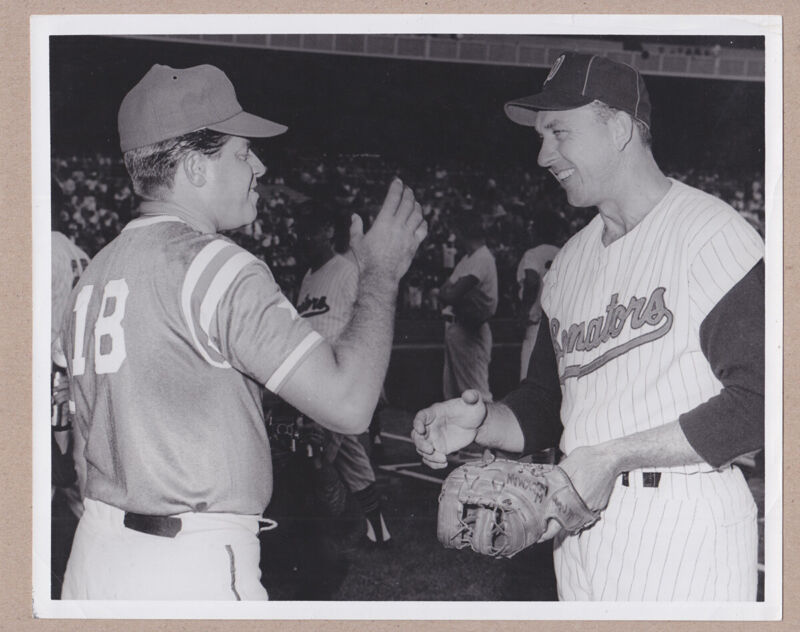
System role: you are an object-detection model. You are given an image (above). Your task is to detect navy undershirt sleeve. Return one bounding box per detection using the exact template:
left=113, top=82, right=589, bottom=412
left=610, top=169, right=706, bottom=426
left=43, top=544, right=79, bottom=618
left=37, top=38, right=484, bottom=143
left=501, top=313, right=563, bottom=456
left=678, top=260, right=765, bottom=468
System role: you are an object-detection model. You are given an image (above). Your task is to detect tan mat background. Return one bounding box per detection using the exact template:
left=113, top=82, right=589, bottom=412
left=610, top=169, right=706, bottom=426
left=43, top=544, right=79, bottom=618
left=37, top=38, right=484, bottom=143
left=1, top=1, right=795, bottom=630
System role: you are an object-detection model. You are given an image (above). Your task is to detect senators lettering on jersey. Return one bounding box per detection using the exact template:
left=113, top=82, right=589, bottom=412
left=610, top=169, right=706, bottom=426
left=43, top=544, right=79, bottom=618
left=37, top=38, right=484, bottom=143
left=551, top=287, right=674, bottom=382
left=297, top=294, right=331, bottom=318
left=541, top=178, right=764, bottom=465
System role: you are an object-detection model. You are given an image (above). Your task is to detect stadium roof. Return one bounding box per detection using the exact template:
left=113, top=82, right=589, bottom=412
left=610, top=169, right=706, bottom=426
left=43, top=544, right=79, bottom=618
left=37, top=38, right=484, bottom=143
left=125, top=33, right=765, bottom=82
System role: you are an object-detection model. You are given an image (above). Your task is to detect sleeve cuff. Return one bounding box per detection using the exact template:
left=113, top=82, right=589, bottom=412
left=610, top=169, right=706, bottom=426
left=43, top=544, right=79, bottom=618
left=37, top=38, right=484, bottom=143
left=265, top=331, right=324, bottom=393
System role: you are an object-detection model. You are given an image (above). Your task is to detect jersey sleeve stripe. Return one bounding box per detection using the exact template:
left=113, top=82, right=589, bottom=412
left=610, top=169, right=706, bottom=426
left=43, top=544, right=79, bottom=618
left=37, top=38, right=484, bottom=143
left=182, top=240, right=235, bottom=369
left=199, top=251, right=257, bottom=335
left=264, top=330, right=323, bottom=393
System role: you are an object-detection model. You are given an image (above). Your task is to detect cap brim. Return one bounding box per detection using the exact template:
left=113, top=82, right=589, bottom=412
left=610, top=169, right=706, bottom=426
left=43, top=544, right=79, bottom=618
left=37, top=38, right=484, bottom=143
left=504, top=91, right=594, bottom=127
left=208, top=110, right=288, bottom=138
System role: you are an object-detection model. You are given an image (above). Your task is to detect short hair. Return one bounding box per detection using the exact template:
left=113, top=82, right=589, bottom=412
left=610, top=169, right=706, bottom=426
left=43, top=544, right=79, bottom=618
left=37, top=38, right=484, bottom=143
left=591, top=101, right=652, bottom=149
left=123, top=128, right=231, bottom=199
left=297, top=201, right=352, bottom=252
left=457, top=213, right=485, bottom=241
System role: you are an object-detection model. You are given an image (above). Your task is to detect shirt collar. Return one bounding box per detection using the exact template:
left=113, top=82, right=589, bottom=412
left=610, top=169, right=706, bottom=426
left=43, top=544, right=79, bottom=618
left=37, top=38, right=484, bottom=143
left=133, top=199, right=217, bottom=234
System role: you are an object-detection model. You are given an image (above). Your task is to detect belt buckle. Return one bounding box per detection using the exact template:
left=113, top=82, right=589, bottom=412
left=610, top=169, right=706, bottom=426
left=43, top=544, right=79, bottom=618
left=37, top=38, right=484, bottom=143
left=123, top=512, right=182, bottom=538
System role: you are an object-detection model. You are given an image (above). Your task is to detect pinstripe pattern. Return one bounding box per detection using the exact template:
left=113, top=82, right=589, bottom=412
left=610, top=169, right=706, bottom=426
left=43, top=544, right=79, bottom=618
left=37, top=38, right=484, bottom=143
left=555, top=468, right=757, bottom=600
left=543, top=179, right=763, bottom=463
left=544, top=180, right=763, bottom=600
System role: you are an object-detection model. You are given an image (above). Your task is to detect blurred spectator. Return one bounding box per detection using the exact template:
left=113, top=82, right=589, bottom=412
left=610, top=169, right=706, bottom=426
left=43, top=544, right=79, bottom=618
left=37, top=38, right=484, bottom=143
left=516, top=211, right=564, bottom=380
left=293, top=204, right=392, bottom=547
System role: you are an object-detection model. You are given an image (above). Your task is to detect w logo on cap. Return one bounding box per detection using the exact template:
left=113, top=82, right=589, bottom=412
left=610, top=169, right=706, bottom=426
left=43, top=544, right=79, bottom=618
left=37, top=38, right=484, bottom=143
left=544, top=55, right=565, bottom=85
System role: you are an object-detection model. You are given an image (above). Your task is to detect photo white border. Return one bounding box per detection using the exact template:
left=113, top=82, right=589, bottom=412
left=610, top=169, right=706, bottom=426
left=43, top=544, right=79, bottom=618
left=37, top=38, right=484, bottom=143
left=31, top=12, right=783, bottom=621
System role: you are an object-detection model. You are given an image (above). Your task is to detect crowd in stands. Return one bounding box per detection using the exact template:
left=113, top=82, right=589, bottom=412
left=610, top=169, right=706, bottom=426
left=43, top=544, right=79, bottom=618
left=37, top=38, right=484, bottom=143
left=51, top=151, right=766, bottom=319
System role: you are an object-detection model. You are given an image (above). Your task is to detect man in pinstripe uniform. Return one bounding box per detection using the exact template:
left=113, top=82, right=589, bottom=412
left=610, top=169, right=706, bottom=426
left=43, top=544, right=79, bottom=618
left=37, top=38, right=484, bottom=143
left=413, top=52, right=763, bottom=600
left=59, top=63, right=426, bottom=599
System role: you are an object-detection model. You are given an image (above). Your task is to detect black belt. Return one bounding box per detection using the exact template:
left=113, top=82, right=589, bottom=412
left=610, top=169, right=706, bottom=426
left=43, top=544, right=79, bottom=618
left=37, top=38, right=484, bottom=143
left=123, top=511, right=182, bottom=538
left=620, top=471, right=661, bottom=488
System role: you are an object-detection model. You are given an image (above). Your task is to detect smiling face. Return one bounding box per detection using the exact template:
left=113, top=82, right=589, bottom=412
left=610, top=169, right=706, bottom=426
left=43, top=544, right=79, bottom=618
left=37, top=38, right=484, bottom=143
left=202, top=136, right=266, bottom=231
left=534, top=104, right=620, bottom=209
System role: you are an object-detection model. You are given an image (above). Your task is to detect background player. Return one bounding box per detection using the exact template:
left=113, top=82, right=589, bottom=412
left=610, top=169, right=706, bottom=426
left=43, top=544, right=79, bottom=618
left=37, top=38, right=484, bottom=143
left=412, top=52, right=764, bottom=601
left=516, top=212, right=562, bottom=381
left=59, top=63, right=426, bottom=599
left=50, top=177, right=90, bottom=597
left=293, top=203, right=392, bottom=546
left=438, top=213, right=498, bottom=402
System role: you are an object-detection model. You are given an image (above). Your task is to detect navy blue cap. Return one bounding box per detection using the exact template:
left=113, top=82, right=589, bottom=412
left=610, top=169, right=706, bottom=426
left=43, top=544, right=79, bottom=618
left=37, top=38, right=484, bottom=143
left=505, top=52, right=651, bottom=128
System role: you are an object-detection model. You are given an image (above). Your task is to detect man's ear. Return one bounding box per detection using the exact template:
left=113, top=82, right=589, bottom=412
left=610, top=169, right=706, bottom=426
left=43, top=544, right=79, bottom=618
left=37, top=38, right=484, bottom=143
left=182, top=151, right=207, bottom=187
left=609, top=110, right=635, bottom=152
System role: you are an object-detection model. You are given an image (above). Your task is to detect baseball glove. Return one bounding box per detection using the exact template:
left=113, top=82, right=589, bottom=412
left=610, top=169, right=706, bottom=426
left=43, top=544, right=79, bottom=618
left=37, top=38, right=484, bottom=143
left=437, top=453, right=599, bottom=558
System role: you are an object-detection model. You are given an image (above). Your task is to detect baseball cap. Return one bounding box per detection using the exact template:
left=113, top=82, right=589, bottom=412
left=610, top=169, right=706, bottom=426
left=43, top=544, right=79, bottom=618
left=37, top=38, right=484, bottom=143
left=118, top=64, right=287, bottom=152
left=504, top=52, right=651, bottom=128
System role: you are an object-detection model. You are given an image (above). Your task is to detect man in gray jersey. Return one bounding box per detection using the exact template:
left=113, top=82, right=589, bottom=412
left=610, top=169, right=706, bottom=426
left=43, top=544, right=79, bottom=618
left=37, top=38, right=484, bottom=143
left=61, top=63, right=426, bottom=600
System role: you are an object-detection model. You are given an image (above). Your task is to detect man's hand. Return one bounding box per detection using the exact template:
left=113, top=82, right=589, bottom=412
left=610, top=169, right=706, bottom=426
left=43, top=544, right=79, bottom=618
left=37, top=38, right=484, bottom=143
left=557, top=445, right=619, bottom=515
left=411, top=389, right=486, bottom=469
left=349, top=178, right=427, bottom=282
left=536, top=444, right=619, bottom=542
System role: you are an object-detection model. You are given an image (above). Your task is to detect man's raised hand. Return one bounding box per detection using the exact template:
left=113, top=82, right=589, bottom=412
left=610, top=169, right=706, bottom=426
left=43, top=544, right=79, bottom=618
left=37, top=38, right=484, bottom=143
left=349, top=178, right=427, bottom=282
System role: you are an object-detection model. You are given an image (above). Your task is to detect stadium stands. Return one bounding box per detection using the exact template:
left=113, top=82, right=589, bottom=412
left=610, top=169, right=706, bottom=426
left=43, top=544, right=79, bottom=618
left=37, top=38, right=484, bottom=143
left=52, top=151, right=765, bottom=319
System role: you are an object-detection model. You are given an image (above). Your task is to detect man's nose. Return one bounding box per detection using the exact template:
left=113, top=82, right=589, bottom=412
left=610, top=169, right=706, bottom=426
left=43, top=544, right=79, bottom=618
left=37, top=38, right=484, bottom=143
left=537, top=138, right=557, bottom=168
left=249, top=152, right=267, bottom=178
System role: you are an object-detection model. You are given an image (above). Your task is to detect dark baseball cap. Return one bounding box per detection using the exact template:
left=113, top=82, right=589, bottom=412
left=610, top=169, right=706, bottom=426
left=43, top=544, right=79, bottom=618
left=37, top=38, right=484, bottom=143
left=118, top=64, right=288, bottom=152
left=504, top=52, right=651, bottom=129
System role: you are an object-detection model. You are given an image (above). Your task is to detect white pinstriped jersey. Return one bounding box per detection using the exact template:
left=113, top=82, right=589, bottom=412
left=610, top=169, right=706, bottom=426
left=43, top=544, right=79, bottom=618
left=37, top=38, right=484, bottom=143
left=62, top=212, right=322, bottom=516
left=542, top=179, right=764, bottom=471
left=296, top=253, right=358, bottom=341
